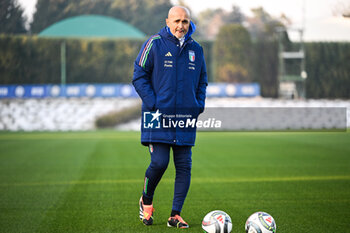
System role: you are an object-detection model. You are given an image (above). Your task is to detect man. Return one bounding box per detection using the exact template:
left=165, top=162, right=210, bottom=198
left=132, top=6, right=207, bottom=229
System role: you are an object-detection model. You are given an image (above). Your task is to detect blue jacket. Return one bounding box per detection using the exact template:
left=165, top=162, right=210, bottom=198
left=132, top=22, right=208, bottom=146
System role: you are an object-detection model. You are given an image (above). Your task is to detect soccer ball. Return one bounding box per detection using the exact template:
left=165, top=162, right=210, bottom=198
left=202, top=210, right=232, bottom=233
left=245, top=212, right=276, bottom=233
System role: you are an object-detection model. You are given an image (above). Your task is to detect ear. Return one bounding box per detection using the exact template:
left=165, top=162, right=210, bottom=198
left=166, top=18, right=169, bottom=27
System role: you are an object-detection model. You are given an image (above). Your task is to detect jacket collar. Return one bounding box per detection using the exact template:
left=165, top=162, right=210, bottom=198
left=160, top=21, right=196, bottom=45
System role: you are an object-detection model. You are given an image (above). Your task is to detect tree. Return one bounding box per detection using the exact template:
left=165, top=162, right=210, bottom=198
left=246, top=7, right=287, bottom=42
left=332, top=1, right=350, bottom=17
left=30, top=0, right=173, bottom=35
left=30, top=0, right=102, bottom=33
left=208, top=7, right=290, bottom=96
left=0, top=0, right=26, bottom=34
left=196, top=8, right=225, bottom=39
left=246, top=7, right=290, bottom=97
left=196, top=5, right=244, bottom=40
left=112, top=0, right=172, bottom=35
left=214, top=24, right=252, bottom=82
left=225, top=5, right=245, bottom=24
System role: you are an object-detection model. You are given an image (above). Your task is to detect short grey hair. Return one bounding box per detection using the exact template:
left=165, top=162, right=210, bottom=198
left=168, top=6, right=191, bottom=18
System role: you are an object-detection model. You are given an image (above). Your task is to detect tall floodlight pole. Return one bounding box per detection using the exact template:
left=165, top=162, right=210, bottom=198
left=301, top=0, right=307, bottom=98
left=61, top=41, right=66, bottom=86
left=302, top=0, right=306, bottom=32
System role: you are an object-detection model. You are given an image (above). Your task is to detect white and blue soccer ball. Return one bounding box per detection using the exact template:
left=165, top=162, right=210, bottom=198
left=245, top=211, right=276, bottom=233
left=202, top=210, right=232, bottom=233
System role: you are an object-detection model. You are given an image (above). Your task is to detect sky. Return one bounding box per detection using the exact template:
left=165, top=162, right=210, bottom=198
left=18, top=0, right=350, bottom=41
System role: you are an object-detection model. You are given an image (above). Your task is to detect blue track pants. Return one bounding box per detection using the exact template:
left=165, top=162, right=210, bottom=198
left=142, top=143, right=192, bottom=212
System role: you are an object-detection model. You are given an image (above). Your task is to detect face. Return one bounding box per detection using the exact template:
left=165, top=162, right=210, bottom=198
left=166, top=7, right=190, bottom=39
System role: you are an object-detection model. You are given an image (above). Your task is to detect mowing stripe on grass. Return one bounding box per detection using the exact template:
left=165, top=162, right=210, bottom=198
left=2, top=175, right=349, bottom=187
left=0, top=132, right=138, bottom=140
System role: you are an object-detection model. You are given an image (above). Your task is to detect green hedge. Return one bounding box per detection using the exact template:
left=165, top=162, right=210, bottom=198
left=250, top=40, right=279, bottom=98
left=0, top=35, right=349, bottom=99
left=95, top=103, right=141, bottom=128
left=304, top=42, right=350, bottom=99
left=0, top=35, right=143, bottom=84
left=0, top=34, right=213, bottom=85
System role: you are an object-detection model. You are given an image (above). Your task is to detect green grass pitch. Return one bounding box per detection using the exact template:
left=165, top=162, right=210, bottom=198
left=0, top=131, right=349, bottom=232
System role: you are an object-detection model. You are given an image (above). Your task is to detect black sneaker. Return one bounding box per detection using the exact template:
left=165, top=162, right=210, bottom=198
left=139, top=197, right=154, bottom=225
left=167, top=215, right=189, bottom=229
